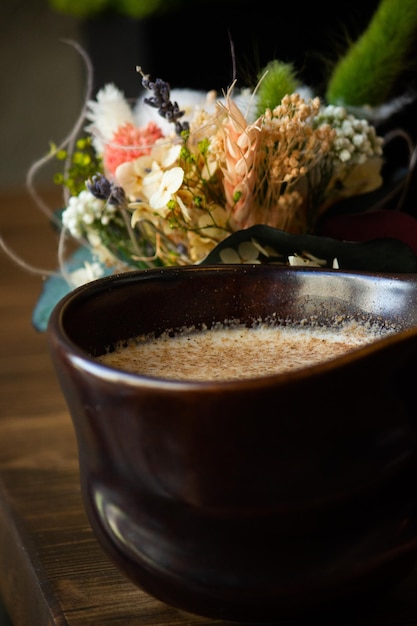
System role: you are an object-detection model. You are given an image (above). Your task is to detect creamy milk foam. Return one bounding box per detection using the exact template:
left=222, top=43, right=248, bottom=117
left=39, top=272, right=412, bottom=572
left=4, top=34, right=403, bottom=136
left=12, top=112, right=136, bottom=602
left=96, top=318, right=396, bottom=382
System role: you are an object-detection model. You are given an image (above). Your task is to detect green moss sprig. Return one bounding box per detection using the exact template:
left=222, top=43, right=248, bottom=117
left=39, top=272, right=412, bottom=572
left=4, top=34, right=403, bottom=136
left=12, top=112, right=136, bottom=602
left=255, top=60, right=301, bottom=115
left=53, top=136, right=103, bottom=197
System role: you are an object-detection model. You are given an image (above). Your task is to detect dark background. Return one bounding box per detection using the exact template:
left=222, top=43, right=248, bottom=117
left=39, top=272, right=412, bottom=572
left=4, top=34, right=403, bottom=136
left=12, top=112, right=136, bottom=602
left=84, top=0, right=385, bottom=96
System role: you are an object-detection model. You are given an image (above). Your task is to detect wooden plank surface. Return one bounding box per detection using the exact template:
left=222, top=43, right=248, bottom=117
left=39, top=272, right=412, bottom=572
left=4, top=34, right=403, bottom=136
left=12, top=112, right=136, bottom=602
left=0, top=187, right=222, bottom=625
left=2, top=187, right=417, bottom=625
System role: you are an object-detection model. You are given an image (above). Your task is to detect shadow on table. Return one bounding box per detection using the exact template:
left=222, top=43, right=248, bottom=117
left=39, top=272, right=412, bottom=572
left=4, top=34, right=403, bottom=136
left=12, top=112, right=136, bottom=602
left=0, top=597, right=12, bottom=626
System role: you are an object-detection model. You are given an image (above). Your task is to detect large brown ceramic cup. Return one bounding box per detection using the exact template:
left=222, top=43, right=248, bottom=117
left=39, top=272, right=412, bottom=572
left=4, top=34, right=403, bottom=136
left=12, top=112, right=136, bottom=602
left=47, top=265, right=417, bottom=623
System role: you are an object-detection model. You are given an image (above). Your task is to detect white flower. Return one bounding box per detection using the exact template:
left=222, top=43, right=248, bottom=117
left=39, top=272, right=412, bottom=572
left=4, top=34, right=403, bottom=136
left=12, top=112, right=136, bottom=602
left=115, top=155, right=153, bottom=199
left=336, top=156, right=383, bottom=196
left=85, top=83, right=135, bottom=154
left=134, top=88, right=218, bottom=134
left=149, top=167, right=184, bottom=213
left=115, top=139, right=183, bottom=202
left=315, top=104, right=384, bottom=165
left=288, top=252, right=327, bottom=267
left=68, top=261, right=106, bottom=288
left=151, top=140, right=182, bottom=168
left=288, top=253, right=338, bottom=269
left=142, top=162, right=164, bottom=199
left=61, top=190, right=116, bottom=238
left=219, top=240, right=263, bottom=264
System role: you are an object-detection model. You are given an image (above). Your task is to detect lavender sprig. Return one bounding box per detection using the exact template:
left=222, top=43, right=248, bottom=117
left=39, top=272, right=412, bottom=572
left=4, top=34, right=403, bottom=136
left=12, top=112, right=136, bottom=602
left=137, top=66, right=189, bottom=136
left=87, top=174, right=126, bottom=206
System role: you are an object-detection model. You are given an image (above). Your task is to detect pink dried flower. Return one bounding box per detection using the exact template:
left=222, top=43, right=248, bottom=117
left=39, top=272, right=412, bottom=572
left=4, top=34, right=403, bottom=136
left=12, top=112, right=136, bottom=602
left=104, top=121, right=165, bottom=176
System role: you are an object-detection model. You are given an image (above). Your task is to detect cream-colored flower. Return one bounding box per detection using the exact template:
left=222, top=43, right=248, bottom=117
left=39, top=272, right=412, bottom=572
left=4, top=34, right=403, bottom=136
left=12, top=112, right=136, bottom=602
left=176, top=189, right=194, bottom=222
left=115, top=138, right=183, bottom=202
left=197, top=209, right=229, bottom=241
left=199, top=153, right=220, bottom=181
left=151, top=139, right=182, bottom=168
left=332, top=156, right=383, bottom=196
left=220, top=241, right=263, bottom=264
left=187, top=231, right=220, bottom=263
left=68, top=261, right=106, bottom=288
left=141, top=162, right=164, bottom=200
left=288, top=253, right=339, bottom=269
left=149, top=167, right=184, bottom=213
left=130, top=201, right=154, bottom=229
left=115, top=155, right=153, bottom=198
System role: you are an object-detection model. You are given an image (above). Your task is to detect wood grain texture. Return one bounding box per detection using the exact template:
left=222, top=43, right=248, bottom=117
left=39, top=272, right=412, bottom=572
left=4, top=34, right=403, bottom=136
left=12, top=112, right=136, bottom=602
left=0, top=188, right=222, bottom=625
left=1, top=188, right=417, bottom=625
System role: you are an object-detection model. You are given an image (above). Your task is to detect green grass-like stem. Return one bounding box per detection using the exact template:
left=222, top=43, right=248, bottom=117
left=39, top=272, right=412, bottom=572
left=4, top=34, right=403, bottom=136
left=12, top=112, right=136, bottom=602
left=325, top=0, right=417, bottom=107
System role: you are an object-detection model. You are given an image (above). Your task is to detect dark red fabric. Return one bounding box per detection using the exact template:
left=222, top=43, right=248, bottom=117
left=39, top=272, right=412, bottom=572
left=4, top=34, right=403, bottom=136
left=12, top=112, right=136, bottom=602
left=318, top=210, right=417, bottom=256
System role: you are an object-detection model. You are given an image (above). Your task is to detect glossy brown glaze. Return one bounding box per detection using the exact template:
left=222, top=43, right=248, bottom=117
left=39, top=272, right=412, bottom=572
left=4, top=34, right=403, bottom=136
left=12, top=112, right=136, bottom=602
left=47, top=265, right=417, bottom=623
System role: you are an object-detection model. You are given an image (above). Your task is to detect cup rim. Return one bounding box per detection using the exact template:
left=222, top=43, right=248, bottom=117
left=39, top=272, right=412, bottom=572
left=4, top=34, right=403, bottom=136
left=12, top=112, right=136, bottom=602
left=46, top=264, right=417, bottom=389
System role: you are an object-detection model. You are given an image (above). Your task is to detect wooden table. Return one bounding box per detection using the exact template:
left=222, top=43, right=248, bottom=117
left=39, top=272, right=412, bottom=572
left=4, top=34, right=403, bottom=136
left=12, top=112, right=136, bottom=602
left=2, top=188, right=417, bottom=625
